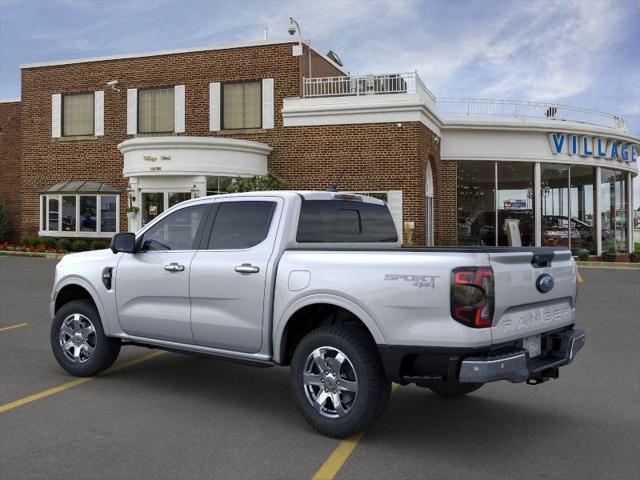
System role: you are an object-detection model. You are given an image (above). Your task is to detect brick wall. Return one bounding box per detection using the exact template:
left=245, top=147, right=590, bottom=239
left=0, top=101, right=21, bottom=242
left=15, top=41, right=443, bottom=245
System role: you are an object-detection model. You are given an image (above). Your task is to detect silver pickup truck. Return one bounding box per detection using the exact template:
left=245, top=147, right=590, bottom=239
left=50, top=191, right=585, bottom=438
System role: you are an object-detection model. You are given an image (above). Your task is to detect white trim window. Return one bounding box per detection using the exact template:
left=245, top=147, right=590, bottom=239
left=39, top=193, right=120, bottom=238
left=210, top=79, right=274, bottom=131
left=52, top=91, right=104, bottom=138
left=128, top=86, right=185, bottom=134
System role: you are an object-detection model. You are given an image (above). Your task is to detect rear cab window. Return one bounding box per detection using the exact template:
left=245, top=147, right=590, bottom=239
left=296, top=200, right=398, bottom=243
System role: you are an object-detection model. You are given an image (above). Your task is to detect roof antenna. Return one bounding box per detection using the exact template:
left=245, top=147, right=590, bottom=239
left=263, top=24, right=268, bottom=40
left=327, top=168, right=347, bottom=192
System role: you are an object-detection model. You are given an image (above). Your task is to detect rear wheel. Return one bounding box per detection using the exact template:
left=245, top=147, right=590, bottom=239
left=428, top=382, right=483, bottom=398
left=290, top=326, right=391, bottom=438
left=50, top=300, right=121, bottom=377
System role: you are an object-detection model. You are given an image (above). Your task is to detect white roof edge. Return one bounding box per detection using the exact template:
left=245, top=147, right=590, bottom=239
left=20, top=38, right=346, bottom=74
left=0, top=98, right=20, bottom=103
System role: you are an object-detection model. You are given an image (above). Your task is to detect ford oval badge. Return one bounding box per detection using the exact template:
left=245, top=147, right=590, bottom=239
left=536, top=274, right=554, bottom=293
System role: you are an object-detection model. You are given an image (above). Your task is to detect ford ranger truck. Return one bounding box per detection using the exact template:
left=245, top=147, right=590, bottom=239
left=49, top=191, right=585, bottom=438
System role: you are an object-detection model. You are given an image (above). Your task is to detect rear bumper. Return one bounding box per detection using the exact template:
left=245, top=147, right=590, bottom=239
left=459, top=328, right=585, bottom=383
left=377, top=327, right=585, bottom=385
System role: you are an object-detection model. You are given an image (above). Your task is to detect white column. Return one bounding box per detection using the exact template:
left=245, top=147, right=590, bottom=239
left=534, top=162, right=541, bottom=247
left=595, top=167, right=602, bottom=256
left=628, top=171, right=633, bottom=253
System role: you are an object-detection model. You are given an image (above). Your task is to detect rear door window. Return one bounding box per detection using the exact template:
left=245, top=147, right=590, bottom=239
left=207, top=201, right=277, bottom=249
left=297, top=200, right=398, bottom=243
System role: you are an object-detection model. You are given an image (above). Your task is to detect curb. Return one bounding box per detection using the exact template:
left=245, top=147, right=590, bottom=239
left=0, top=251, right=66, bottom=259
left=577, top=261, right=640, bottom=269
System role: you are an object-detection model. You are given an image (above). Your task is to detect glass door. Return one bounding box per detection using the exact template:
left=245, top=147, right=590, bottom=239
left=142, top=192, right=165, bottom=226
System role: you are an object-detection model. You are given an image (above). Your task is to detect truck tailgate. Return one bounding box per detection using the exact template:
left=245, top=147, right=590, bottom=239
left=487, top=248, right=577, bottom=344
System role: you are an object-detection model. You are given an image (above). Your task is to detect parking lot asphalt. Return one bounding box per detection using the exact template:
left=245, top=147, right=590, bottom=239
left=1, top=255, right=639, bottom=480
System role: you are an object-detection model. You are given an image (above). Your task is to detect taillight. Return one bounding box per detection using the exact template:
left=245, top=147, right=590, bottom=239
left=450, top=267, right=494, bottom=328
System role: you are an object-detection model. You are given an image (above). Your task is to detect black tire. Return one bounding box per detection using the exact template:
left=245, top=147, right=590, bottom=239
left=50, top=299, right=121, bottom=377
left=428, top=382, right=484, bottom=398
left=290, top=326, right=391, bottom=438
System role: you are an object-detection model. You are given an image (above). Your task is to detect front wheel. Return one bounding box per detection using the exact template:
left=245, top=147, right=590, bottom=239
left=290, top=326, right=391, bottom=438
left=50, top=299, right=121, bottom=377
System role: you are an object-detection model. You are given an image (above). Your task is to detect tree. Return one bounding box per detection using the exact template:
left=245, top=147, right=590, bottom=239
left=225, top=173, right=286, bottom=193
left=0, top=197, right=9, bottom=242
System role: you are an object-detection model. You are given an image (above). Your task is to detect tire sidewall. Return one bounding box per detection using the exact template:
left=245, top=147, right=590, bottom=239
left=50, top=300, right=116, bottom=377
left=290, top=327, right=385, bottom=436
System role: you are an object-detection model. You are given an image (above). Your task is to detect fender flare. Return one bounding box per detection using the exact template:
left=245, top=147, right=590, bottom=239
left=52, top=276, right=115, bottom=336
left=272, top=293, right=386, bottom=364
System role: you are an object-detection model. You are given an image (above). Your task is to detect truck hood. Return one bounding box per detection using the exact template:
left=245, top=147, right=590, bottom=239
left=58, top=249, right=118, bottom=268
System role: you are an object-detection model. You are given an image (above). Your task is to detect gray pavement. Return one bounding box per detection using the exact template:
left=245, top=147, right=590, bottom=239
left=0, top=255, right=639, bottom=479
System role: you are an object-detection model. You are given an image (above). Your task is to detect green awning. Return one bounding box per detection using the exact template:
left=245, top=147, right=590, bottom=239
left=41, top=181, right=120, bottom=194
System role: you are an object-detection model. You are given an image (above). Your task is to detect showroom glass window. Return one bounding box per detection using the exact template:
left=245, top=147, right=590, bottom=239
left=222, top=82, right=261, bottom=130
left=601, top=169, right=629, bottom=253
left=541, top=164, right=569, bottom=249
left=569, top=165, right=596, bottom=254
left=206, top=176, right=236, bottom=196
left=457, top=161, right=496, bottom=246
left=138, top=88, right=175, bottom=133
left=62, top=92, right=94, bottom=136
left=497, top=163, right=535, bottom=246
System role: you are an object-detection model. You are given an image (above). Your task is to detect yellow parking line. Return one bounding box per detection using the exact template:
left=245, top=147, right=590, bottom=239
left=0, top=350, right=167, bottom=414
left=312, top=383, right=401, bottom=480
left=0, top=323, right=28, bottom=333
left=577, top=271, right=584, bottom=283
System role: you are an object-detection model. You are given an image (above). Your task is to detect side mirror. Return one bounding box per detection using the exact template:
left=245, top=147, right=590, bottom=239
left=111, top=232, right=137, bottom=254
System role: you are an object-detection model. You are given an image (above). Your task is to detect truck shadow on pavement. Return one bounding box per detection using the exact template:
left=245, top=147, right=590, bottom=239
left=96, top=349, right=577, bottom=447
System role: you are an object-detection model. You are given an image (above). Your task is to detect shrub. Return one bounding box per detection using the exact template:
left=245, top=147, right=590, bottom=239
left=577, top=250, right=589, bottom=261
left=56, top=238, right=73, bottom=251
left=90, top=240, right=108, bottom=250
left=71, top=240, right=87, bottom=252
left=21, top=237, right=38, bottom=247
left=38, top=237, right=57, bottom=249
left=0, top=198, right=8, bottom=242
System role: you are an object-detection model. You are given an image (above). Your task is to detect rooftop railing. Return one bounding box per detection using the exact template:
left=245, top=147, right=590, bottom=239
left=303, top=72, right=436, bottom=104
left=301, top=74, right=627, bottom=131
left=436, top=98, right=628, bottom=131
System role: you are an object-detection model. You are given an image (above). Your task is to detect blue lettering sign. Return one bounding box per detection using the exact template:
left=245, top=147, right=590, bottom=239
left=610, top=141, right=619, bottom=159
left=570, top=135, right=578, bottom=155
left=580, top=136, right=593, bottom=156
left=596, top=138, right=607, bottom=157
left=620, top=143, right=628, bottom=161
left=632, top=144, right=638, bottom=162
left=548, top=133, right=565, bottom=154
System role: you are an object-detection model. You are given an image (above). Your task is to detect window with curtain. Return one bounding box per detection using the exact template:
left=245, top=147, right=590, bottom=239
left=138, top=88, right=175, bottom=133
left=222, top=82, right=261, bottom=130
left=63, top=92, right=94, bottom=136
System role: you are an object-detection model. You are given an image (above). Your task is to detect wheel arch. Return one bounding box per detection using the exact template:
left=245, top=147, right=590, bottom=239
left=53, top=277, right=112, bottom=335
left=273, top=294, right=386, bottom=365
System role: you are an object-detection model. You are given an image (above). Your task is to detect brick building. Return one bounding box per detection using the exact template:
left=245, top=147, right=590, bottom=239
left=0, top=38, right=638, bottom=253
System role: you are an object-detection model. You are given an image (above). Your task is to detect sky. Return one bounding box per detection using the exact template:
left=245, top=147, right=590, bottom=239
left=1, top=0, right=639, bottom=203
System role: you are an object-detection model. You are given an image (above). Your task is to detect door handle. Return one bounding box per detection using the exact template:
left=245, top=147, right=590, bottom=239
left=235, top=263, right=260, bottom=274
left=164, top=263, right=185, bottom=272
